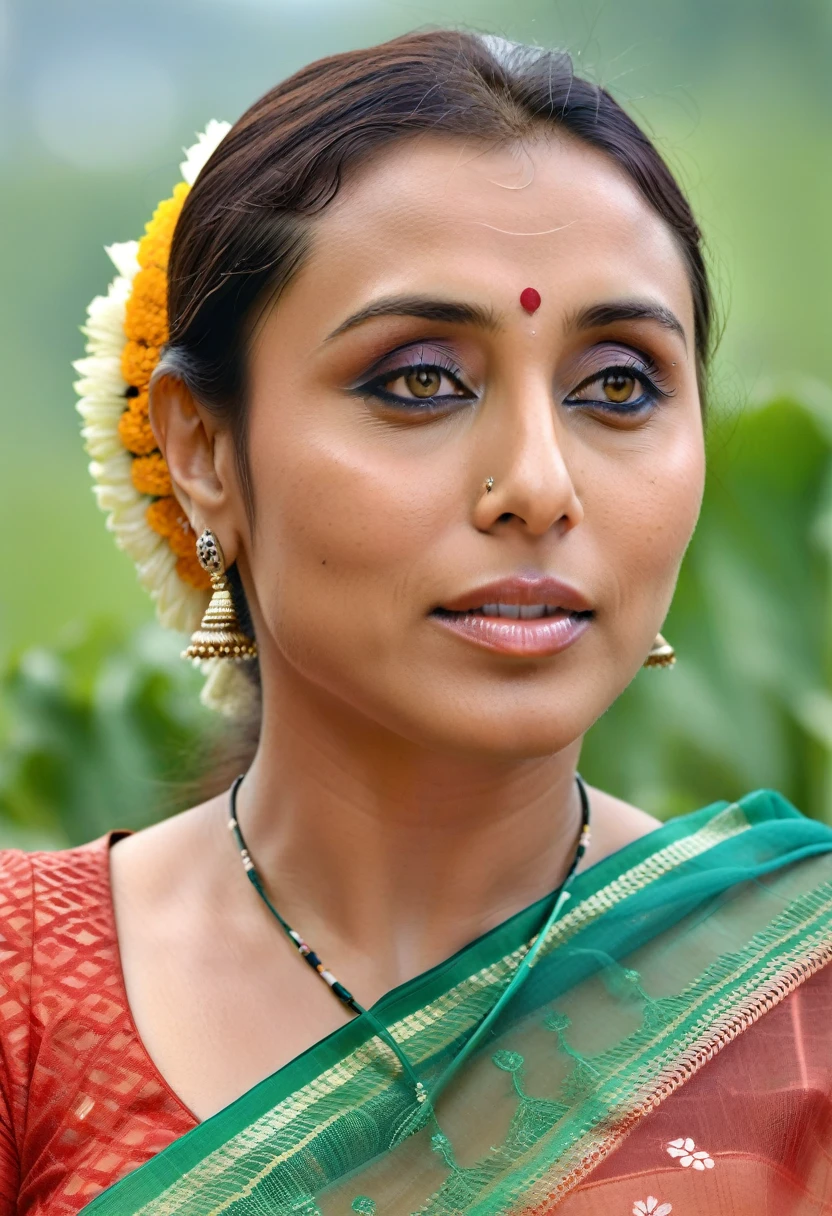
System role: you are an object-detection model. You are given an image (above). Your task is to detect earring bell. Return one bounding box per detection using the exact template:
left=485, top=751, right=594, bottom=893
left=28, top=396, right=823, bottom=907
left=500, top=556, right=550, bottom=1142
left=182, top=530, right=258, bottom=662
left=643, top=632, right=676, bottom=669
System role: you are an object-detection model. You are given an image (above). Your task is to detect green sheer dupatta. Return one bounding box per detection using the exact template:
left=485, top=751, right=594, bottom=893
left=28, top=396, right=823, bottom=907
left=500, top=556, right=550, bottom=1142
left=83, top=791, right=832, bottom=1216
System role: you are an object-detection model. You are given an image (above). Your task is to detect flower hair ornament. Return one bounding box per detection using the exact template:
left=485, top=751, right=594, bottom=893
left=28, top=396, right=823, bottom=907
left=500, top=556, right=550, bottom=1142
left=73, top=121, right=259, bottom=717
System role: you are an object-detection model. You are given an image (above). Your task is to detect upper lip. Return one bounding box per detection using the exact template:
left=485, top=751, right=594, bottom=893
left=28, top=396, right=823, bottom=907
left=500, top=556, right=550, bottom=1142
left=436, top=576, right=593, bottom=614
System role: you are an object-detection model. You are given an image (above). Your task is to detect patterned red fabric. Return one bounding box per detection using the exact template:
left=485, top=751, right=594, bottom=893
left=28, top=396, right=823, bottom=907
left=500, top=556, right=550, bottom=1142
left=0, top=836, right=196, bottom=1215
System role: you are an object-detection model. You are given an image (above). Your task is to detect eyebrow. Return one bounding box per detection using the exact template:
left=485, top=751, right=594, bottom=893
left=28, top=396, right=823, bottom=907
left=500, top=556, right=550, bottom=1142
left=569, top=299, right=687, bottom=347
left=324, top=295, right=498, bottom=342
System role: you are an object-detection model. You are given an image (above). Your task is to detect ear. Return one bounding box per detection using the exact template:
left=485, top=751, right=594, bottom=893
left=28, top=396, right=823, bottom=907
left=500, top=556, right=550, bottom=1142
left=149, top=372, right=244, bottom=559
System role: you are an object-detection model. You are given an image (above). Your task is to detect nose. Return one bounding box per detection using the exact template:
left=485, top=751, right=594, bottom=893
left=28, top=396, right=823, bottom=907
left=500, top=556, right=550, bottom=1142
left=473, top=380, right=584, bottom=537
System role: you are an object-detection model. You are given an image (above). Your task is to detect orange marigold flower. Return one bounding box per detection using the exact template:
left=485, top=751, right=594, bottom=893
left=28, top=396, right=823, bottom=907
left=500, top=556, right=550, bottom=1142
left=167, top=525, right=198, bottom=559
left=121, top=340, right=160, bottom=392
left=137, top=183, right=189, bottom=272
left=131, top=452, right=172, bottom=497
left=146, top=496, right=196, bottom=558
left=176, top=549, right=212, bottom=591
left=124, top=266, right=168, bottom=347
left=117, top=396, right=157, bottom=455
left=146, top=494, right=186, bottom=538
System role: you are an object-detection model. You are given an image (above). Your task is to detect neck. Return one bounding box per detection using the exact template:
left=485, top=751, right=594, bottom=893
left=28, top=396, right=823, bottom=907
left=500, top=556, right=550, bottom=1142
left=235, top=671, right=585, bottom=998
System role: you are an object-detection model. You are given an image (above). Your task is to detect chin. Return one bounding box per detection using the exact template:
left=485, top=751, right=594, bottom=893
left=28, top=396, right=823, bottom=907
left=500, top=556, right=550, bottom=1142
left=389, top=695, right=600, bottom=760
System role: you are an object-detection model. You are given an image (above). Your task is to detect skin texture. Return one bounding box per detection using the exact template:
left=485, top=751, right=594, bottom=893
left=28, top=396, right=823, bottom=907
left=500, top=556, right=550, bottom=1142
left=110, top=133, right=706, bottom=1122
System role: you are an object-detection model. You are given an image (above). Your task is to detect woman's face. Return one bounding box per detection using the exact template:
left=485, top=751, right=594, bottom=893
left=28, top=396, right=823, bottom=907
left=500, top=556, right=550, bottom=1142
left=234, top=133, right=705, bottom=756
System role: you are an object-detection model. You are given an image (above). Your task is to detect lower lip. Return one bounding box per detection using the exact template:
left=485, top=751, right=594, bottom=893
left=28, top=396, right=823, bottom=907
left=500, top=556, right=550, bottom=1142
left=430, top=610, right=592, bottom=657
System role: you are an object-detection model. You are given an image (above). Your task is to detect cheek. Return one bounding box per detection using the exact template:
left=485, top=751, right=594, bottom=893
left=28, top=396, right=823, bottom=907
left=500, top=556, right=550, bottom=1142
left=244, top=410, right=453, bottom=649
left=589, top=420, right=705, bottom=612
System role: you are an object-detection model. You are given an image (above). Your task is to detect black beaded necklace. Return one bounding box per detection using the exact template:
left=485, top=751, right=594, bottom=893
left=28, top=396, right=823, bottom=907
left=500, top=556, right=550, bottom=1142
left=228, top=774, right=591, bottom=1109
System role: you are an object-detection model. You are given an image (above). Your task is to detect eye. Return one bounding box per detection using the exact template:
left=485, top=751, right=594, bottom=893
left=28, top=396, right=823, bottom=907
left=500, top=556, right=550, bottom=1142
left=565, top=359, right=670, bottom=415
left=357, top=356, right=475, bottom=410
left=392, top=366, right=467, bottom=400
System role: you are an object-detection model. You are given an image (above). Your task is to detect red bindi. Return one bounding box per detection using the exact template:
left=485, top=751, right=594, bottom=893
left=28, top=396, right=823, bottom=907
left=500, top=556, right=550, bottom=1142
left=519, top=287, right=541, bottom=314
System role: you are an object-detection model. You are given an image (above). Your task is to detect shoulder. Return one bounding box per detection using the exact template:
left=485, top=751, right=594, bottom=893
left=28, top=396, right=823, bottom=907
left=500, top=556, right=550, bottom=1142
left=0, top=834, right=197, bottom=1210
left=1, top=834, right=117, bottom=946
left=0, top=848, right=36, bottom=1098
left=0, top=836, right=118, bottom=1104
left=580, top=783, right=662, bottom=871
left=0, top=846, right=35, bottom=967
left=730, top=788, right=832, bottom=856
left=108, top=794, right=226, bottom=916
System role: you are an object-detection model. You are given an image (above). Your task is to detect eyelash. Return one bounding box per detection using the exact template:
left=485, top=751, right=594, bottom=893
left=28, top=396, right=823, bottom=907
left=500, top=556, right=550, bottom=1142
left=354, top=351, right=672, bottom=415
left=356, top=352, right=473, bottom=410
left=563, top=356, right=672, bottom=415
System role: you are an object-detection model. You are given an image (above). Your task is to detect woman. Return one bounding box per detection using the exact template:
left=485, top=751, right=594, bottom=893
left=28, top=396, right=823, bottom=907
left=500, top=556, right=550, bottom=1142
left=1, top=28, right=831, bottom=1216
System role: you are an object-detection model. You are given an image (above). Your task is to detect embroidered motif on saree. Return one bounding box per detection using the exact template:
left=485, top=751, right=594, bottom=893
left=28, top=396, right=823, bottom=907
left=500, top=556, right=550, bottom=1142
left=665, top=1138, right=713, bottom=1170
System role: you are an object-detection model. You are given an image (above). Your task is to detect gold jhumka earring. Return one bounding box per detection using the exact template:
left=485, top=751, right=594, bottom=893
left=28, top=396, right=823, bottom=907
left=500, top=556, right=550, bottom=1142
left=643, top=632, right=676, bottom=668
left=182, top=530, right=258, bottom=662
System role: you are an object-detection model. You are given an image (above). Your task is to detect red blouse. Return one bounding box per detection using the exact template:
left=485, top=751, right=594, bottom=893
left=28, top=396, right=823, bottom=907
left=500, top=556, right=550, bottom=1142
left=0, top=836, right=197, bottom=1215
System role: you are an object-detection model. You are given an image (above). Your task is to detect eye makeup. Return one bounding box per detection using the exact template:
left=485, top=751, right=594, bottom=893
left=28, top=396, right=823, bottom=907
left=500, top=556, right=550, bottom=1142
left=348, top=335, right=676, bottom=421
left=351, top=341, right=477, bottom=412
left=563, top=344, right=674, bottom=417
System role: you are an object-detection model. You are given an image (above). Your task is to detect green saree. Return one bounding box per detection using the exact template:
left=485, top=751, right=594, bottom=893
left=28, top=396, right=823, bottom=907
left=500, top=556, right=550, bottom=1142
left=83, top=790, right=832, bottom=1215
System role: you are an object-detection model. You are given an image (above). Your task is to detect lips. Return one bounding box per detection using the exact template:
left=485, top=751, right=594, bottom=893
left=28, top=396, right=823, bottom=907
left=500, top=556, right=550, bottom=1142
left=476, top=603, right=572, bottom=619
left=435, top=576, right=593, bottom=616
left=431, top=576, right=593, bottom=658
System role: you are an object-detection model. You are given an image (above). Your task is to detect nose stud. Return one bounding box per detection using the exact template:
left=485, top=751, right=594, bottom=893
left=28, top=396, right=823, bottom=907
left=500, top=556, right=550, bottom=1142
left=484, top=476, right=495, bottom=493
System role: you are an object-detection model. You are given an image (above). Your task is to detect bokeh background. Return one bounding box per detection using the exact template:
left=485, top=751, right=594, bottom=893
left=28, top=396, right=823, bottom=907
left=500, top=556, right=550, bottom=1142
left=2, top=0, right=831, bottom=845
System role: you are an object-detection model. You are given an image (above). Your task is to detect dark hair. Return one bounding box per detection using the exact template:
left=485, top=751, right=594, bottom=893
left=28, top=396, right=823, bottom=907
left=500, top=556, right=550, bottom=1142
left=161, top=29, right=713, bottom=760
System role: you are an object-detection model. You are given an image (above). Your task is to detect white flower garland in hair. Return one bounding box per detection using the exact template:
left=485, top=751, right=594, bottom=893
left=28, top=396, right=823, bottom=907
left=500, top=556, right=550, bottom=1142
left=74, top=121, right=259, bottom=716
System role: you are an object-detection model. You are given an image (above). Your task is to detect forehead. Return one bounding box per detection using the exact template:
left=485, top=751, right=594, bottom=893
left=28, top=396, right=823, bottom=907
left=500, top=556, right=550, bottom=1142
left=299, top=133, right=694, bottom=332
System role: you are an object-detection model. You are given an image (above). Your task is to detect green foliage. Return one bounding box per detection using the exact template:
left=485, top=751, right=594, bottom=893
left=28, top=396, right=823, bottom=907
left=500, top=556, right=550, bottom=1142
left=0, top=622, right=215, bottom=847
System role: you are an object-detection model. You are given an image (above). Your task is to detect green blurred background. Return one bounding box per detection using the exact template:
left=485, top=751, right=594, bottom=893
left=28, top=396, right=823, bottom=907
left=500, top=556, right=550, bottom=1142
left=1, top=0, right=831, bottom=844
